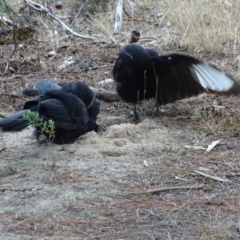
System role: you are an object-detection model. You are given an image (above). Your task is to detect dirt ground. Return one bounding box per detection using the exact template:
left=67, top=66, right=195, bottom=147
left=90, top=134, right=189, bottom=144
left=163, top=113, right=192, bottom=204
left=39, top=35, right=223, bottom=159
left=1, top=1, right=240, bottom=239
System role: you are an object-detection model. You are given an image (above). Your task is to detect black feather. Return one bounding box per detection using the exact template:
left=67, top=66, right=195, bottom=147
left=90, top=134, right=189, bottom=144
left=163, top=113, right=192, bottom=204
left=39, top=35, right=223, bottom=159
left=23, top=80, right=100, bottom=132
left=0, top=84, right=91, bottom=144
left=113, top=44, right=240, bottom=118
left=0, top=110, right=28, bottom=131
left=34, top=90, right=89, bottom=144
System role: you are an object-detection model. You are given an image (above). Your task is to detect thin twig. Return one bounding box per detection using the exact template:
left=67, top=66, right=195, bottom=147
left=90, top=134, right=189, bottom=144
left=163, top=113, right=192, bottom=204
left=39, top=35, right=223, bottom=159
left=194, top=170, right=230, bottom=182
left=69, top=0, right=86, bottom=28
left=25, top=0, right=94, bottom=39
left=0, top=74, right=34, bottom=82
left=114, top=0, right=124, bottom=33
left=7, top=215, right=45, bottom=231
left=129, top=183, right=205, bottom=194
left=1, top=93, right=23, bottom=99
left=10, top=26, right=18, bottom=58
left=0, top=187, right=43, bottom=192
left=227, top=172, right=240, bottom=177
left=90, top=87, right=121, bottom=102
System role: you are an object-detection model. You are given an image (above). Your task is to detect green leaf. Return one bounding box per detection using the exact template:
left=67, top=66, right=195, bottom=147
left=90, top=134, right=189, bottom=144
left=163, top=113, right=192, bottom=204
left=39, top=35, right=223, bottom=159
left=23, top=110, right=56, bottom=140
left=0, top=4, right=11, bottom=14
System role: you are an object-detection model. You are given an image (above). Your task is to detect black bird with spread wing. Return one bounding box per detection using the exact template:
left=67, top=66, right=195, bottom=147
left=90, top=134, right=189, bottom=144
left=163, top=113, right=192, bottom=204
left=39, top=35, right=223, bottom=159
left=0, top=81, right=98, bottom=144
left=113, top=44, right=240, bottom=119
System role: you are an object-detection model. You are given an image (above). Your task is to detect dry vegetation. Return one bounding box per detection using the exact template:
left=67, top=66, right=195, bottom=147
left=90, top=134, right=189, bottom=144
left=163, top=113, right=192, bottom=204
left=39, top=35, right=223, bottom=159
left=1, top=0, right=240, bottom=239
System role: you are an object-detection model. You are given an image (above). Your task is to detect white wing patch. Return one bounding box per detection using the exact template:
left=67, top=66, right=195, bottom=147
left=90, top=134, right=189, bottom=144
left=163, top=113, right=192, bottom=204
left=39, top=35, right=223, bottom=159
left=192, top=63, right=234, bottom=92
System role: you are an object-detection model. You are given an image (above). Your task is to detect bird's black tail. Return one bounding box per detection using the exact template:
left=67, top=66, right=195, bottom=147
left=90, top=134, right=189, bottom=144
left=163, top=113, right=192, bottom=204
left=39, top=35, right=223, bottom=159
left=23, top=89, right=39, bottom=96
left=23, top=80, right=62, bottom=96
left=0, top=110, right=28, bottom=131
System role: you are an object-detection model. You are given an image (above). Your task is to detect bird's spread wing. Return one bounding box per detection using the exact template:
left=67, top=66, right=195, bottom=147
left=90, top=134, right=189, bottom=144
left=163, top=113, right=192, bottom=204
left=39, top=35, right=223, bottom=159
left=154, top=54, right=240, bottom=105
left=191, top=63, right=236, bottom=92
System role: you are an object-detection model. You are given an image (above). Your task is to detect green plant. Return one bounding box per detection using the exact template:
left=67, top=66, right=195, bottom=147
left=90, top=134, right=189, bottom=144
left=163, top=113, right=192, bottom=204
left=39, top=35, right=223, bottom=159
left=23, top=110, right=56, bottom=140
left=0, top=3, right=11, bottom=27
left=7, top=166, right=17, bottom=175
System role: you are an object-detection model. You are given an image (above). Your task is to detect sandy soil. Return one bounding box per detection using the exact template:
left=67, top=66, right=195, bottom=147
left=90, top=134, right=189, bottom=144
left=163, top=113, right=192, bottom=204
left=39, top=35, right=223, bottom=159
left=1, top=102, right=240, bottom=239
left=0, top=116, right=186, bottom=239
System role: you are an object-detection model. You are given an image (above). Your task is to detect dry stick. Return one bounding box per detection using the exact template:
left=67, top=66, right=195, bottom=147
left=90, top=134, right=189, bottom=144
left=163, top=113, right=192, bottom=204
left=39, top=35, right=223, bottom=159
left=69, top=0, right=86, bottom=28
left=130, top=183, right=205, bottom=195
left=227, top=172, right=240, bottom=177
left=0, top=187, right=43, bottom=192
left=7, top=215, right=45, bottom=231
left=25, top=0, right=94, bottom=40
left=194, top=170, right=230, bottom=182
left=1, top=93, right=23, bottom=99
left=0, top=81, right=120, bottom=102
left=0, top=74, right=35, bottom=82
left=10, top=26, right=18, bottom=58
left=90, top=87, right=121, bottom=102
left=86, top=91, right=96, bottom=110
left=114, top=0, right=124, bottom=33
left=123, top=3, right=131, bottom=18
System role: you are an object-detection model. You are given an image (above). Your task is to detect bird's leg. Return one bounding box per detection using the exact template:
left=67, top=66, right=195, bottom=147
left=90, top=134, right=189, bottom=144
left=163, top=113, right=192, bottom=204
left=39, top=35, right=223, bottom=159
left=153, top=73, right=160, bottom=117
left=134, top=90, right=141, bottom=120
left=127, top=104, right=139, bottom=120
left=152, top=101, right=160, bottom=118
left=133, top=104, right=139, bottom=120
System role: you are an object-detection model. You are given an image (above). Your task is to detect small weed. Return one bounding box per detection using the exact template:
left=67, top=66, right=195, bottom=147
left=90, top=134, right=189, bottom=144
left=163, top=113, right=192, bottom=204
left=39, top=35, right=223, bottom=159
left=204, top=236, right=217, bottom=240
left=7, top=166, right=17, bottom=175
left=191, top=114, right=202, bottom=122
left=23, top=110, right=55, bottom=139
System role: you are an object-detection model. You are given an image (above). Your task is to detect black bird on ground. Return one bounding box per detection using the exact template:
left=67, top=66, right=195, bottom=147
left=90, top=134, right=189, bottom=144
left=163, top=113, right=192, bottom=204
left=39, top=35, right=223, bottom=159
left=0, top=81, right=93, bottom=144
left=113, top=44, right=240, bottom=119
left=23, top=80, right=100, bottom=132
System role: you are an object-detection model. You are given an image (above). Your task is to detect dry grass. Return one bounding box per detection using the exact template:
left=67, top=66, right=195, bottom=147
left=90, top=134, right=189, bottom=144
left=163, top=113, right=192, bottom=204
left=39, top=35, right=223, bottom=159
left=122, top=0, right=240, bottom=53
left=1, top=0, right=240, bottom=239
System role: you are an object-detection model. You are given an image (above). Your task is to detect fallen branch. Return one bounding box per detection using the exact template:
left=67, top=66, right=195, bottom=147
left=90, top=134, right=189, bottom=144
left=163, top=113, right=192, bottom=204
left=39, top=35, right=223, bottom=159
left=1, top=93, right=23, bottom=99
left=227, top=172, right=240, bottom=177
left=90, top=87, right=121, bottom=102
left=114, top=0, right=124, bottom=33
left=25, top=0, right=94, bottom=40
left=0, top=81, right=120, bottom=102
left=130, top=183, right=205, bottom=194
left=194, top=170, right=230, bottom=182
left=0, top=74, right=34, bottom=82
